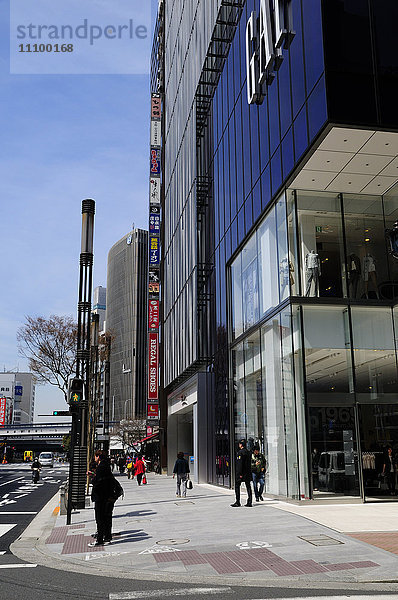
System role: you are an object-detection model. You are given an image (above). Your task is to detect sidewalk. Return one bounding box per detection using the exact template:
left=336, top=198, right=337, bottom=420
left=10, top=473, right=398, bottom=588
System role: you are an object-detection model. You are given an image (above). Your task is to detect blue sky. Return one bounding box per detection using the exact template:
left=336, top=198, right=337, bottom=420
left=0, top=0, right=158, bottom=420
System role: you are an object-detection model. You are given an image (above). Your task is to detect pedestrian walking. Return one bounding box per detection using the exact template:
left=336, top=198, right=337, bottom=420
left=88, top=450, right=121, bottom=547
left=118, top=454, right=126, bottom=474
left=110, top=456, right=115, bottom=472
left=231, top=439, right=253, bottom=507
left=251, top=445, right=266, bottom=501
left=133, top=454, right=146, bottom=485
left=172, top=451, right=190, bottom=497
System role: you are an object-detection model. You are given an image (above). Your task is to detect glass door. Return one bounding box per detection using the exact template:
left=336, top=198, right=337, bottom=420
left=359, top=404, right=398, bottom=501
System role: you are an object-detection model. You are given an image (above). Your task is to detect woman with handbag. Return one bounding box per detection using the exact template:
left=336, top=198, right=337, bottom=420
left=172, top=452, right=190, bottom=498
left=133, top=455, right=146, bottom=486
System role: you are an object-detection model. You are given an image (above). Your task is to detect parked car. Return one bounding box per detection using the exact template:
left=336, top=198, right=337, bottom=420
left=318, top=451, right=345, bottom=492
left=39, top=452, right=54, bottom=467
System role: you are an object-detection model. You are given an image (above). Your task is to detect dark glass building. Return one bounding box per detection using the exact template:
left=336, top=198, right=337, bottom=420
left=158, top=0, right=398, bottom=500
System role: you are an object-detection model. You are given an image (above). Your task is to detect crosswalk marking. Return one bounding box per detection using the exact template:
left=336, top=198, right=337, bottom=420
left=0, top=564, right=37, bottom=569
left=0, top=477, right=24, bottom=488
left=109, top=588, right=232, bottom=599
left=0, top=524, right=16, bottom=538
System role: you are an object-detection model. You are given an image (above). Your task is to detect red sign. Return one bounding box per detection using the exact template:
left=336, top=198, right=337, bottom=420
left=148, top=299, right=159, bottom=329
left=0, top=397, right=6, bottom=427
left=151, top=95, right=161, bottom=119
left=147, top=403, right=159, bottom=419
left=147, top=426, right=153, bottom=436
left=148, top=332, right=159, bottom=399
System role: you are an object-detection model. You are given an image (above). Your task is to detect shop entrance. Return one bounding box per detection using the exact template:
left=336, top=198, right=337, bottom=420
left=309, top=406, right=360, bottom=499
left=359, top=404, right=398, bottom=501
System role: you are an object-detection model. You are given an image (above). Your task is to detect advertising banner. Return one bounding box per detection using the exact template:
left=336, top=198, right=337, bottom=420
left=149, top=235, right=160, bottom=266
left=0, top=397, right=6, bottom=427
left=149, top=212, right=161, bottom=233
left=148, top=282, right=160, bottom=296
left=150, top=119, right=161, bottom=147
left=148, top=299, right=159, bottom=329
left=149, top=178, right=161, bottom=204
left=150, top=148, right=161, bottom=175
left=147, top=403, right=159, bottom=419
left=149, top=270, right=159, bottom=284
left=15, top=385, right=23, bottom=396
left=151, top=95, right=161, bottom=119
left=148, top=333, right=159, bottom=400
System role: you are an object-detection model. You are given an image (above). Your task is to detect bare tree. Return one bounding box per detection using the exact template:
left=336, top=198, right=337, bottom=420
left=112, top=419, right=146, bottom=451
left=17, top=315, right=77, bottom=402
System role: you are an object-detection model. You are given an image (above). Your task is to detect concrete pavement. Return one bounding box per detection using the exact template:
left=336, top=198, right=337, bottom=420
left=10, top=473, right=398, bottom=589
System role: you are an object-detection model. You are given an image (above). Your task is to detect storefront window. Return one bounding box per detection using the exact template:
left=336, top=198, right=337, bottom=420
left=258, top=206, right=279, bottom=315
left=287, top=191, right=299, bottom=295
left=261, top=317, right=287, bottom=496
left=232, top=342, right=246, bottom=440
left=243, top=330, right=263, bottom=449
left=343, top=194, right=386, bottom=300
left=241, top=232, right=259, bottom=330
left=276, top=192, right=290, bottom=302
left=297, top=191, right=346, bottom=298
left=351, top=307, right=397, bottom=402
left=231, top=254, right=243, bottom=339
left=382, top=184, right=398, bottom=299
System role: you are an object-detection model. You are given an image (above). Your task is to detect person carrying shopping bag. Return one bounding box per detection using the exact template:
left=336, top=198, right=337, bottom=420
left=172, top=452, right=190, bottom=498
left=133, top=454, right=146, bottom=485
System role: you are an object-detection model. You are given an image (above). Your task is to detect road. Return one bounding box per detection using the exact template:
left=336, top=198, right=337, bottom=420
left=0, top=464, right=398, bottom=600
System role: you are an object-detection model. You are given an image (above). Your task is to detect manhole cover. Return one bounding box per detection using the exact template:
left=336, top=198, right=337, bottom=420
left=298, top=535, right=344, bottom=546
left=156, top=538, right=190, bottom=545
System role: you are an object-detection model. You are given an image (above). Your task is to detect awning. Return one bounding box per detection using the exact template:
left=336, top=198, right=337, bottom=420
left=132, top=432, right=159, bottom=446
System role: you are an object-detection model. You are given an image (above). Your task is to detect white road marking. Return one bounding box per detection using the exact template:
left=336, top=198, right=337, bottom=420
left=0, top=564, right=37, bottom=569
left=0, top=551, right=5, bottom=555
left=239, top=597, right=398, bottom=600
left=0, top=500, right=17, bottom=507
left=138, top=545, right=181, bottom=555
left=14, top=494, right=30, bottom=499
left=2, top=494, right=9, bottom=499
left=109, top=588, right=232, bottom=599
left=0, top=477, right=24, bottom=487
left=0, top=524, right=16, bottom=538
left=0, top=512, right=37, bottom=515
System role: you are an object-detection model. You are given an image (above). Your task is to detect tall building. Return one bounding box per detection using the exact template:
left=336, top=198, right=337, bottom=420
left=156, top=0, right=398, bottom=501
left=0, top=372, right=35, bottom=424
left=106, top=229, right=148, bottom=423
left=93, top=285, right=106, bottom=331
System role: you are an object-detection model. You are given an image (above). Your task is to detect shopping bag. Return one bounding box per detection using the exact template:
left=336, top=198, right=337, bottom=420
left=142, top=474, right=147, bottom=484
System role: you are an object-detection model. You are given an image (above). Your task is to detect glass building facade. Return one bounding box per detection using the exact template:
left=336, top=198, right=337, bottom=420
left=158, top=0, right=398, bottom=499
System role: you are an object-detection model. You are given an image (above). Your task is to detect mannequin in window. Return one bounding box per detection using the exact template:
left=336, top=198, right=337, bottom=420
left=305, top=250, right=321, bottom=297
left=280, top=258, right=295, bottom=293
left=362, top=252, right=379, bottom=299
left=348, top=253, right=361, bottom=299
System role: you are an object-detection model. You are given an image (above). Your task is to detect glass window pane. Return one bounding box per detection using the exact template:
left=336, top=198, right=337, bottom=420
left=276, top=192, right=290, bottom=302
left=241, top=231, right=259, bottom=330
left=244, top=330, right=263, bottom=449
left=258, top=206, right=279, bottom=316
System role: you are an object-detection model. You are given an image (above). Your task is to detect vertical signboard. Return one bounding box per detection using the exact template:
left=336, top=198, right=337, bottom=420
left=147, top=93, right=162, bottom=427
left=0, top=397, right=7, bottom=427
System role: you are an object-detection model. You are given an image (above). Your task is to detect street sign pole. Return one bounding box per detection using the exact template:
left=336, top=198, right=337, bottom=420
left=67, top=199, right=95, bottom=525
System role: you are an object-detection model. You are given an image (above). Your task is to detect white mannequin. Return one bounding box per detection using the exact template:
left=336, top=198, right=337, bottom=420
left=305, top=250, right=321, bottom=297
left=362, top=253, right=379, bottom=299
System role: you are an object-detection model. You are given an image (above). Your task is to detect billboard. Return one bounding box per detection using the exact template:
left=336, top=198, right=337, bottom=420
left=148, top=333, right=159, bottom=399
left=0, top=397, right=6, bottom=427
left=149, top=178, right=160, bottom=204
left=148, top=299, right=159, bottom=329
left=150, top=148, right=161, bottom=175
left=149, top=212, right=161, bottom=233
left=15, top=385, right=23, bottom=396
left=151, top=119, right=161, bottom=147
left=151, top=95, right=161, bottom=119
left=149, top=235, right=160, bottom=266
left=147, top=403, right=159, bottom=419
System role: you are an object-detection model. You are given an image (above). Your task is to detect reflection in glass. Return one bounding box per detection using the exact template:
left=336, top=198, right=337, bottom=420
left=258, top=208, right=279, bottom=315
left=276, top=192, right=291, bottom=302
left=351, top=307, right=397, bottom=402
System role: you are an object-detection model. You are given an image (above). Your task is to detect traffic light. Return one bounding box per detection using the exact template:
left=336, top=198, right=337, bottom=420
left=68, top=378, right=84, bottom=406
left=53, top=410, right=70, bottom=416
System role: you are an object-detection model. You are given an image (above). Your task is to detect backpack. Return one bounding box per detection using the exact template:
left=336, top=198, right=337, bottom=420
left=112, top=477, right=124, bottom=500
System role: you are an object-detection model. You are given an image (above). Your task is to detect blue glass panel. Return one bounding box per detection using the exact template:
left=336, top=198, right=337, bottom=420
left=233, top=21, right=241, bottom=98
left=219, top=138, right=225, bottom=236
left=245, top=194, right=253, bottom=236
left=293, top=105, right=308, bottom=163
left=222, top=68, right=229, bottom=131
left=307, top=75, right=327, bottom=142
left=250, top=105, right=260, bottom=190
left=268, top=78, right=280, bottom=156
left=231, top=216, right=238, bottom=254
left=242, top=96, right=252, bottom=200
left=271, top=148, right=282, bottom=197
left=239, top=5, right=248, bottom=93
left=281, top=128, right=294, bottom=181
left=302, top=0, right=324, bottom=94
left=261, top=165, right=271, bottom=211
left=217, top=84, right=223, bottom=144
left=214, top=151, right=220, bottom=247
left=229, top=114, right=237, bottom=221
left=238, top=206, right=245, bottom=245
left=252, top=179, right=261, bottom=223
left=259, top=96, right=270, bottom=172
left=227, top=38, right=235, bottom=110
left=278, top=58, right=292, bottom=139
left=225, top=227, right=231, bottom=262
left=224, top=130, right=231, bottom=229
left=215, top=246, right=221, bottom=327
left=235, top=95, right=244, bottom=209
left=220, top=237, right=227, bottom=327
left=290, top=0, right=306, bottom=118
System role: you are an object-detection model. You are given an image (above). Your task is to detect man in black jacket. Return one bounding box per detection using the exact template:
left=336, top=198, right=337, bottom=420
left=231, top=439, right=253, bottom=507
left=88, top=450, right=116, bottom=547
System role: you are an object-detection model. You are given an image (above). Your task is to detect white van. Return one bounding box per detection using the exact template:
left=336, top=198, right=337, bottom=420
left=39, top=452, right=54, bottom=467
